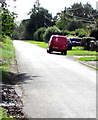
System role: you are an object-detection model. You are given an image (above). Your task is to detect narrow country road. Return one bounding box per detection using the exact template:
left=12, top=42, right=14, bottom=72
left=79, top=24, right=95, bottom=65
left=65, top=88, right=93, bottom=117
left=13, top=40, right=96, bottom=118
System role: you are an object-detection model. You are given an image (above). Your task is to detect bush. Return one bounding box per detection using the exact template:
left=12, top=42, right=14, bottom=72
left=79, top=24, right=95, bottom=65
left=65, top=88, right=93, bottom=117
left=67, top=20, right=83, bottom=31
left=43, top=26, right=62, bottom=42
left=81, top=37, right=96, bottom=50
left=90, top=29, right=98, bottom=40
left=61, top=30, right=70, bottom=35
left=75, top=29, right=88, bottom=37
left=61, top=30, right=75, bottom=36
left=33, top=27, right=46, bottom=41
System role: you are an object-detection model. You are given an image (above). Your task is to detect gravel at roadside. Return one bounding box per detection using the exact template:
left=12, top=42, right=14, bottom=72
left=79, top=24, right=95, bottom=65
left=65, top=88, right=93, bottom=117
left=1, top=59, right=27, bottom=119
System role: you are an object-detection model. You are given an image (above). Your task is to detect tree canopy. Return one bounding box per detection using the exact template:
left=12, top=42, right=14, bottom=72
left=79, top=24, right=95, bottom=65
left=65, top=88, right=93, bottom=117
left=0, top=0, right=16, bottom=40
left=14, top=1, right=54, bottom=40
left=55, top=2, right=98, bottom=31
left=13, top=1, right=98, bottom=40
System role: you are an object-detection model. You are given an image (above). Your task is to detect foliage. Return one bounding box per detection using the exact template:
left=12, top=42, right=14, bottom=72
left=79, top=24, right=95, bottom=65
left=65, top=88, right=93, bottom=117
left=68, top=2, right=97, bottom=20
left=12, top=2, right=98, bottom=40
left=1, top=36, right=15, bottom=74
left=43, top=26, right=62, bottom=42
left=25, top=6, right=54, bottom=39
left=55, top=12, right=72, bottom=30
left=67, top=20, right=84, bottom=31
left=0, top=107, right=14, bottom=119
left=75, top=29, right=88, bottom=37
left=33, top=27, right=46, bottom=41
left=90, top=29, right=98, bottom=40
left=81, top=37, right=96, bottom=50
left=61, top=30, right=75, bottom=36
left=1, top=7, right=16, bottom=38
left=13, top=19, right=32, bottom=40
left=30, top=7, right=53, bottom=28
left=95, top=19, right=98, bottom=29
left=55, top=2, right=98, bottom=32
left=14, top=6, right=54, bottom=40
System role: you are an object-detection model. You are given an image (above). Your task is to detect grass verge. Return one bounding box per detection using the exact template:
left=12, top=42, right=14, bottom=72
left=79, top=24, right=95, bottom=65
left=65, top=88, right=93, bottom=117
left=0, top=36, right=16, bottom=119
left=0, top=36, right=15, bottom=76
left=67, top=47, right=97, bottom=55
left=78, top=56, right=98, bottom=61
left=25, top=40, right=48, bottom=48
left=0, top=107, right=14, bottom=119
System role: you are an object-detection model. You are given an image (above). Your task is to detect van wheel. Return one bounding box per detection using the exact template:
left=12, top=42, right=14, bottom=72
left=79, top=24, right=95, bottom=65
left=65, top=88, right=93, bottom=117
left=61, top=52, right=64, bottom=55
left=61, top=51, right=67, bottom=55
left=47, top=49, right=51, bottom=53
left=64, top=50, right=67, bottom=55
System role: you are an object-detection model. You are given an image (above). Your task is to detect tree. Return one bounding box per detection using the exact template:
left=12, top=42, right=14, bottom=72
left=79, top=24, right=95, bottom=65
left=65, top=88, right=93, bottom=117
left=90, top=29, right=98, bottom=40
left=1, top=8, right=16, bottom=37
left=43, top=26, right=62, bottom=42
left=67, top=2, right=97, bottom=23
left=67, top=20, right=84, bottom=31
left=55, top=2, right=98, bottom=32
left=33, top=27, right=46, bottom=41
left=55, top=12, right=71, bottom=30
left=30, top=6, right=54, bottom=28
left=69, top=2, right=84, bottom=18
left=22, top=1, right=54, bottom=39
left=0, top=0, right=16, bottom=39
left=75, top=29, right=88, bottom=37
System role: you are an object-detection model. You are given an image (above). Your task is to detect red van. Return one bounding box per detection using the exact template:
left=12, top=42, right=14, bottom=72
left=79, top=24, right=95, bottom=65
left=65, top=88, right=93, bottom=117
left=47, top=35, right=68, bottom=55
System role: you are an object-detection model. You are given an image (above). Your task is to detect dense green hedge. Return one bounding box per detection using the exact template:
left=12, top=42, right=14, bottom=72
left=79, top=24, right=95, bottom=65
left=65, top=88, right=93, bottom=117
left=43, top=26, right=62, bottom=42
left=90, top=29, right=98, bottom=40
left=75, top=29, right=88, bottom=37
left=33, top=27, right=46, bottom=41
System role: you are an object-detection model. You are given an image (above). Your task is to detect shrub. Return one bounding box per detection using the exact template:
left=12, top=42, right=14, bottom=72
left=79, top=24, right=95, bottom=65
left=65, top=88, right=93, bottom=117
left=61, top=30, right=76, bottom=36
left=62, top=30, right=70, bottom=35
left=67, top=20, right=83, bottom=31
left=33, top=27, right=46, bottom=41
left=75, top=29, right=88, bottom=37
left=81, top=37, right=96, bottom=50
left=90, top=29, right=98, bottom=40
left=43, top=26, right=62, bottom=42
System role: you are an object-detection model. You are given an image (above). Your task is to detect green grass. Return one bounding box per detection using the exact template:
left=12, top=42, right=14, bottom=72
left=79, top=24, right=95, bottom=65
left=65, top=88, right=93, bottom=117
left=78, top=56, right=98, bottom=61
left=68, top=47, right=97, bottom=55
left=25, top=40, right=48, bottom=48
left=67, top=50, right=97, bottom=55
left=1, top=36, right=15, bottom=75
left=0, top=107, right=14, bottom=119
left=2, top=37, right=15, bottom=60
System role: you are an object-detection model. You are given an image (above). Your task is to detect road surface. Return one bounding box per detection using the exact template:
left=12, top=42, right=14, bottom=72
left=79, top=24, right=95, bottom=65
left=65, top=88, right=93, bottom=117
left=13, top=40, right=96, bottom=118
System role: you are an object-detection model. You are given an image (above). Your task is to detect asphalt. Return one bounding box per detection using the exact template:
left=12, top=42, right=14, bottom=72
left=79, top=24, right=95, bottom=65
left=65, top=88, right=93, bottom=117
left=13, top=40, right=96, bottom=118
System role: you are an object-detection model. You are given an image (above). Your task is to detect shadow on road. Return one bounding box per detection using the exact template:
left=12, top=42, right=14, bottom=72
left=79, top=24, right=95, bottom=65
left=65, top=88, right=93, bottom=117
left=2, top=71, right=40, bottom=85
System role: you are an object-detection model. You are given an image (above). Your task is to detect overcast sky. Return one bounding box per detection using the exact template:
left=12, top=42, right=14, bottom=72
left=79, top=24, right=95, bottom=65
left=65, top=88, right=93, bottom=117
left=6, top=0, right=98, bottom=21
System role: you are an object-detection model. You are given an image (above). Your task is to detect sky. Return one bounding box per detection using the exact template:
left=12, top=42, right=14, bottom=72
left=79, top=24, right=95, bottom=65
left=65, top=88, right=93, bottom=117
left=6, top=0, right=98, bottom=21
